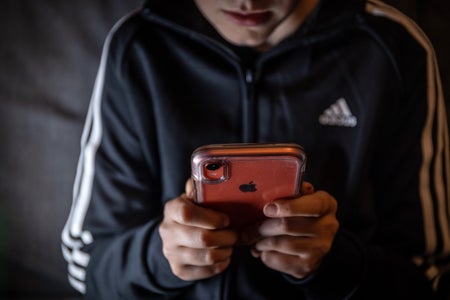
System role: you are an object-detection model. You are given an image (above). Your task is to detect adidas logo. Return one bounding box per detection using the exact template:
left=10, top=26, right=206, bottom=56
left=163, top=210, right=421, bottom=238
left=319, top=98, right=357, bottom=127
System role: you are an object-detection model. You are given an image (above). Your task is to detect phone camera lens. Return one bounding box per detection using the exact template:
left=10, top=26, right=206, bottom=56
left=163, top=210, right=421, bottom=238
left=202, top=161, right=227, bottom=182
left=205, top=163, right=221, bottom=171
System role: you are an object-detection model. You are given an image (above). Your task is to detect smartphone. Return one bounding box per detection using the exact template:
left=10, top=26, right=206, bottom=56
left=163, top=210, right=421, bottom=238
left=191, top=143, right=307, bottom=229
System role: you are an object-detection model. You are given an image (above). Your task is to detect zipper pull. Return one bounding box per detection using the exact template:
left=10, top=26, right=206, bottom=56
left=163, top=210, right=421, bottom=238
left=245, top=69, right=253, bottom=84
left=242, top=68, right=256, bottom=143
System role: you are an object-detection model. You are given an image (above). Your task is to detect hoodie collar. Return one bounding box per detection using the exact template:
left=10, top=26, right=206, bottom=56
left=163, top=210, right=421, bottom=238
left=142, top=0, right=222, bottom=41
left=313, top=0, right=366, bottom=30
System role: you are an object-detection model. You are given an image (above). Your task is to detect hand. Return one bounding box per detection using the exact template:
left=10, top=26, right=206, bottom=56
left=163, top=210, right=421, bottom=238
left=240, top=182, right=339, bottom=279
left=158, top=179, right=238, bottom=281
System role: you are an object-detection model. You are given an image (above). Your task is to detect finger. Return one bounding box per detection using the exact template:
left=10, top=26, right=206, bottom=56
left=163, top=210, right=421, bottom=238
left=251, top=247, right=261, bottom=258
left=185, top=178, right=194, bottom=199
left=237, top=222, right=264, bottom=246
left=257, top=217, right=317, bottom=237
left=253, top=235, right=316, bottom=257
left=160, top=218, right=237, bottom=249
left=171, top=258, right=231, bottom=281
left=301, top=181, right=315, bottom=195
left=258, top=250, right=314, bottom=279
left=165, top=196, right=230, bottom=229
left=263, top=191, right=337, bottom=218
left=168, top=246, right=234, bottom=267
left=175, top=226, right=238, bottom=248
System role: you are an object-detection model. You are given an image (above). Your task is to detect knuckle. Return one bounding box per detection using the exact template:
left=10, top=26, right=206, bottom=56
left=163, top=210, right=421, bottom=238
left=265, top=237, right=278, bottom=248
left=178, top=203, right=192, bottom=223
left=164, top=198, right=178, bottom=214
left=204, top=249, right=229, bottom=265
left=204, top=249, right=219, bottom=264
left=162, top=247, right=173, bottom=260
left=196, top=230, right=213, bottom=247
left=272, top=254, right=311, bottom=279
left=295, top=265, right=312, bottom=278
left=158, top=223, right=173, bottom=243
left=317, top=192, right=329, bottom=213
left=161, top=243, right=178, bottom=261
left=324, top=217, right=339, bottom=236
left=279, top=218, right=295, bottom=234
left=158, top=223, right=167, bottom=237
left=173, top=267, right=190, bottom=280
left=329, top=197, right=338, bottom=212
left=293, top=255, right=319, bottom=278
left=317, top=241, right=332, bottom=256
left=164, top=199, right=192, bottom=223
left=316, top=191, right=338, bottom=214
left=211, top=260, right=229, bottom=275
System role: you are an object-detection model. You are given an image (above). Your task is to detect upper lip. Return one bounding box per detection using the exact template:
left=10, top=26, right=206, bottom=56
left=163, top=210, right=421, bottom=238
left=222, top=9, right=272, bottom=25
left=224, top=9, right=270, bottom=15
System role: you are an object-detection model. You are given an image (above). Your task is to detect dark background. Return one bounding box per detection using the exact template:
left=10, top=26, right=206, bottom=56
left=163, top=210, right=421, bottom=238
left=0, top=1, right=141, bottom=299
left=0, top=1, right=448, bottom=299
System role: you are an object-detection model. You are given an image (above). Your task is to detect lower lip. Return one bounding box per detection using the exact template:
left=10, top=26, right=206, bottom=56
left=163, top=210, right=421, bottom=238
left=223, top=11, right=272, bottom=27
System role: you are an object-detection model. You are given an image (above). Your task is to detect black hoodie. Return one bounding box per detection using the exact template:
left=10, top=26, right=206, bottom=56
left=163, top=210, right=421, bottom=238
left=62, top=0, right=449, bottom=299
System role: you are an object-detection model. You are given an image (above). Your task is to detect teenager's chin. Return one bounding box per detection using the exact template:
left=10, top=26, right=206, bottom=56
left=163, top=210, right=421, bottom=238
left=222, top=34, right=270, bottom=51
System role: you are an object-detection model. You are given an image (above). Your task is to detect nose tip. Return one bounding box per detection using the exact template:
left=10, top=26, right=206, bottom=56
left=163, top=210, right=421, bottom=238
left=239, top=0, right=258, bottom=12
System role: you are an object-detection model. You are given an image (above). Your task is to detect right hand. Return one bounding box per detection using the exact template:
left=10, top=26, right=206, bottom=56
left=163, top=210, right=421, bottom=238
left=158, top=179, right=238, bottom=281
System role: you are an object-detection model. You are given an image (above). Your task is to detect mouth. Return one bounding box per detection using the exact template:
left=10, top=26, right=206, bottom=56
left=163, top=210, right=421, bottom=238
left=222, top=10, right=272, bottom=26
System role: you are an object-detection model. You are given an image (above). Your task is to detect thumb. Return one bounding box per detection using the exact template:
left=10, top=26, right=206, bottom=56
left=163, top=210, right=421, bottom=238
left=185, top=178, right=194, bottom=199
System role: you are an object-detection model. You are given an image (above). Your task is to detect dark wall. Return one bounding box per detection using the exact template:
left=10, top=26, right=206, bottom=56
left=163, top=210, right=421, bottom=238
left=0, top=1, right=448, bottom=299
left=0, top=1, right=141, bottom=299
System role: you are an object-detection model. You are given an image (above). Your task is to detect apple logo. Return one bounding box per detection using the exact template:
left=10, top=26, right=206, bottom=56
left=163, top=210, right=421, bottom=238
left=239, top=181, right=257, bottom=192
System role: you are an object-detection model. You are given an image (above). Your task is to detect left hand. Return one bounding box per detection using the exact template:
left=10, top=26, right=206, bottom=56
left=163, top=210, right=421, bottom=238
left=239, top=182, right=339, bottom=279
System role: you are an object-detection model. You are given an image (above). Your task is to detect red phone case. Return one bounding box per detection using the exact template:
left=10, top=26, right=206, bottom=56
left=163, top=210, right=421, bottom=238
left=191, top=143, right=306, bottom=229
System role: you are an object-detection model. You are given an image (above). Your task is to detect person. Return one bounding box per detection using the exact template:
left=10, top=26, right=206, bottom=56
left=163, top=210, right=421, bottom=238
left=61, top=0, right=450, bottom=299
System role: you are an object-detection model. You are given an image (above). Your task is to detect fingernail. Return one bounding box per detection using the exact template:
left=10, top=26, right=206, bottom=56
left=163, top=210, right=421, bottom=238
left=251, top=247, right=261, bottom=258
left=264, top=203, right=278, bottom=216
left=187, top=188, right=194, bottom=199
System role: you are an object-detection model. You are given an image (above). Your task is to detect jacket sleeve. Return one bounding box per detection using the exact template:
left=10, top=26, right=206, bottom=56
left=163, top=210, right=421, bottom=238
left=298, top=7, right=450, bottom=299
left=60, top=18, right=194, bottom=298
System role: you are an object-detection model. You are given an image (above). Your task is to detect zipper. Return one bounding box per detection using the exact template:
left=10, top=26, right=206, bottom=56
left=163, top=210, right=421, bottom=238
left=141, top=9, right=346, bottom=143
left=242, top=68, right=256, bottom=143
